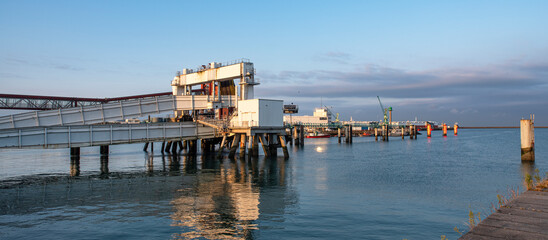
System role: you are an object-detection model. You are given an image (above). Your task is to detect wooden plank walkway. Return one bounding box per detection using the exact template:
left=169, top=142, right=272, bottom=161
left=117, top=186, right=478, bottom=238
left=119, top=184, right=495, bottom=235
left=460, top=190, right=548, bottom=239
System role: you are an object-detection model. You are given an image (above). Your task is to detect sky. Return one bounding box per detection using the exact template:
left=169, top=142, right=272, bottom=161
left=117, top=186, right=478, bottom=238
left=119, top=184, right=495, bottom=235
left=1, top=0, right=547, bottom=126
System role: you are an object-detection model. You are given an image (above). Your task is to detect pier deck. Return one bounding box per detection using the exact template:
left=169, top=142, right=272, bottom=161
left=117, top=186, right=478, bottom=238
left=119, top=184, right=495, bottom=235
left=460, top=190, right=548, bottom=239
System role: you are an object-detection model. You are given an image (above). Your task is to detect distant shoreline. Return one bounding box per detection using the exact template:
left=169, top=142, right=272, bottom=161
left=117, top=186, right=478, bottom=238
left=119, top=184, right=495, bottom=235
left=460, top=126, right=548, bottom=129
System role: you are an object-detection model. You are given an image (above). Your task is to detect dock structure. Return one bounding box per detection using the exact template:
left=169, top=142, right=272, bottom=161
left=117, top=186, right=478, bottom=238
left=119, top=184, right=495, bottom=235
left=0, top=59, right=289, bottom=171
left=459, top=190, right=548, bottom=239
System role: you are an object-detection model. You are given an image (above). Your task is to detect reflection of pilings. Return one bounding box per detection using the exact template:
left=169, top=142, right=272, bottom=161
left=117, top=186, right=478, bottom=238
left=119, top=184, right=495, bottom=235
left=183, top=140, right=188, bottom=152
left=100, top=155, right=109, bottom=176
left=147, top=153, right=154, bottom=174
left=70, top=155, right=80, bottom=177
left=183, top=155, right=197, bottom=174
left=168, top=154, right=181, bottom=174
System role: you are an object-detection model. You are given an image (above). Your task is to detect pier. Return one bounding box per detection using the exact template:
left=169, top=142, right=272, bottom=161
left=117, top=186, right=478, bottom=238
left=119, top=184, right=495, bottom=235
left=0, top=59, right=290, bottom=171
left=460, top=190, right=548, bottom=239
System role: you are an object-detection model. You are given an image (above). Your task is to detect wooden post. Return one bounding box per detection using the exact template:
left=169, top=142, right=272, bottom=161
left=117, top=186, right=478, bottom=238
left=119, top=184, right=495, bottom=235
left=279, top=135, right=289, bottom=159
left=70, top=147, right=80, bottom=156
left=381, top=126, right=385, bottom=141
left=161, top=142, right=166, bottom=154
left=229, top=134, right=240, bottom=159
left=402, top=127, right=405, bottom=139
left=521, top=117, right=535, bottom=161
left=427, top=124, right=432, bottom=138
left=375, top=128, right=378, bottom=141
left=454, top=124, right=458, bottom=136
left=385, top=125, right=389, bottom=142
left=408, top=126, right=413, bottom=139
left=338, top=128, right=341, bottom=143
left=259, top=134, right=269, bottom=157
left=164, top=141, right=172, bottom=153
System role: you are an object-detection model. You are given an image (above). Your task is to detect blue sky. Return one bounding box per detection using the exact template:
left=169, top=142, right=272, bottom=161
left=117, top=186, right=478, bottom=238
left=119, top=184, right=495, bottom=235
left=1, top=0, right=547, bottom=126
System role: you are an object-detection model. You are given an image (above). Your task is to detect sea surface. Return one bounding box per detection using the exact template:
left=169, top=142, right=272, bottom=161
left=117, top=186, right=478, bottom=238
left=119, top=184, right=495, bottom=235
left=0, top=129, right=546, bottom=239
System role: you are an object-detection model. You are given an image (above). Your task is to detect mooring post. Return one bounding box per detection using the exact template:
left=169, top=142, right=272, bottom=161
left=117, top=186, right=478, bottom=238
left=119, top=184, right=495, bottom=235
left=520, top=116, right=535, bottom=161
left=454, top=124, right=458, bottom=136
left=338, top=128, right=341, bottom=143
left=408, top=126, right=413, bottom=139
left=402, top=127, right=405, bottom=139
left=443, top=123, right=447, bottom=137
left=375, top=128, right=378, bottom=141
left=293, top=127, right=298, bottom=146
left=279, top=135, right=289, bottom=159
left=381, top=126, right=385, bottom=141
left=414, top=125, right=417, bottom=139
left=349, top=126, right=353, bottom=143
left=427, top=124, right=432, bottom=138
left=385, top=125, right=389, bottom=142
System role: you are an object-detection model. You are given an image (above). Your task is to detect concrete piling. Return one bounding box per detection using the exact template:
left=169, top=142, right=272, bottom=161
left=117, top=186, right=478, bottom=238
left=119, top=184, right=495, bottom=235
left=279, top=135, right=289, bottom=159
left=520, top=117, right=535, bottom=161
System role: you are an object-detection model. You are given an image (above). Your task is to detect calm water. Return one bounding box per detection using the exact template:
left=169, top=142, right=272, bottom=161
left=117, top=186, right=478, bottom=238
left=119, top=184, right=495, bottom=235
left=0, top=129, right=546, bottom=239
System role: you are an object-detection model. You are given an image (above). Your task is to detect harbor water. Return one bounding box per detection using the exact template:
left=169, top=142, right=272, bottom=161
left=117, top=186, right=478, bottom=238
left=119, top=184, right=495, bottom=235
left=1, top=129, right=546, bottom=239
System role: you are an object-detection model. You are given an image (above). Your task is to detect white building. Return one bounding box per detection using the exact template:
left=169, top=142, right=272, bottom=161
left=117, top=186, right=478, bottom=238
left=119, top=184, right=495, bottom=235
left=284, top=107, right=332, bottom=125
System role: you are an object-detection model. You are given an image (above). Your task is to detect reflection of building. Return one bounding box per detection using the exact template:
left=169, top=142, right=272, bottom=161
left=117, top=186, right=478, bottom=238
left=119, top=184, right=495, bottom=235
left=284, top=107, right=332, bottom=125
left=170, top=157, right=296, bottom=239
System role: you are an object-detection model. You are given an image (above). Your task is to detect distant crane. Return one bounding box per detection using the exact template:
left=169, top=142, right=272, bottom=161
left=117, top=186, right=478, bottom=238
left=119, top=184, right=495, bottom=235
left=376, top=96, right=391, bottom=126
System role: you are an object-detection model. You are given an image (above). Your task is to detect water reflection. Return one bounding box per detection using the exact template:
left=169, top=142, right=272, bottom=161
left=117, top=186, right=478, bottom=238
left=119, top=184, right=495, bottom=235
left=170, top=155, right=293, bottom=239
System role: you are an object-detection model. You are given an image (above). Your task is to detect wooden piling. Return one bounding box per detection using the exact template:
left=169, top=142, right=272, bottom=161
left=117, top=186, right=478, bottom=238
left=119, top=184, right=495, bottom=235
left=414, top=125, right=417, bottom=139
left=150, top=142, right=154, bottom=152
left=70, top=147, right=80, bottom=156
left=171, top=141, right=178, bottom=154
left=375, top=128, right=378, bottom=141
left=520, top=118, right=535, bottom=161
left=100, top=155, right=109, bottom=175
left=402, top=127, right=405, bottom=139
left=454, top=124, right=458, bottom=136
left=349, top=126, right=353, bottom=143
left=408, top=126, right=413, bottom=139
left=178, top=141, right=183, bottom=151
left=338, top=128, right=341, bottom=143
left=427, top=124, right=432, bottom=138
left=161, top=142, right=166, bottom=154
left=165, top=141, right=172, bottom=153
left=70, top=155, right=80, bottom=177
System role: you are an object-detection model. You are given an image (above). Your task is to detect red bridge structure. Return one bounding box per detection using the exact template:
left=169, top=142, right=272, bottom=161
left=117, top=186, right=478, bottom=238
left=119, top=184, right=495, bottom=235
left=0, top=92, right=172, bottom=110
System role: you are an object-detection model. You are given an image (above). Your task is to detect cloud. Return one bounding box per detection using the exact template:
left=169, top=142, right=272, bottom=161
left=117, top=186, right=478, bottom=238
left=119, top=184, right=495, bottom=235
left=313, top=51, right=353, bottom=64
left=256, top=61, right=548, bottom=126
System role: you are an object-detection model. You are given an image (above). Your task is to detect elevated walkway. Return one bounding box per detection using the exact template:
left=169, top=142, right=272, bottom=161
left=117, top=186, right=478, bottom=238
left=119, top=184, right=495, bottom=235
left=0, top=122, right=215, bottom=149
left=0, top=95, right=236, bottom=130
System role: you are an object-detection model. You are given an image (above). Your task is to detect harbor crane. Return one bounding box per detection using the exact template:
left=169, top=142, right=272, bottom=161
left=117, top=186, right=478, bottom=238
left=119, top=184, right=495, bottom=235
left=376, top=96, right=391, bottom=126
